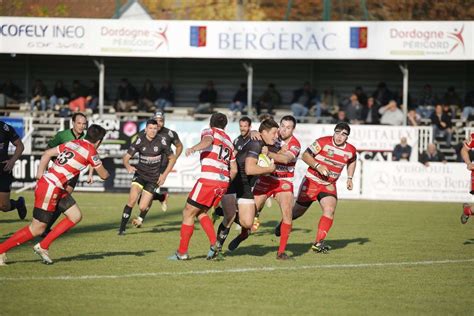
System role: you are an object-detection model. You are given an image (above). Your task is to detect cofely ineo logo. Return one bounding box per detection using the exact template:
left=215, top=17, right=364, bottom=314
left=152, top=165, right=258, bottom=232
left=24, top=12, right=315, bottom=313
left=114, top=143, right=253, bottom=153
left=350, top=26, right=367, bottom=48
left=190, top=26, right=206, bottom=47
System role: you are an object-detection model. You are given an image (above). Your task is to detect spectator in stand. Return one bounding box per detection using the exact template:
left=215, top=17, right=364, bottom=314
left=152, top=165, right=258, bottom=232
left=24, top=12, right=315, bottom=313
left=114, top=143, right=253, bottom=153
left=407, top=109, right=421, bottom=126
left=419, top=143, right=447, bottom=166
left=139, top=79, right=158, bottom=112
left=394, top=87, right=415, bottom=110
left=361, top=96, right=380, bottom=124
left=430, top=104, right=453, bottom=147
left=341, top=93, right=363, bottom=124
left=332, top=110, right=350, bottom=124
left=372, top=82, right=393, bottom=108
left=156, top=81, right=175, bottom=112
left=49, top=80, right=70, bottom=111
left=417, top=84, right=438, bottom=119
left=1, top=79, right=22, bottom=104
left=116, top=78, right=139, bottom=112
left=85, top=80, right=101, bottom=112
left=192, top=80, right=217, bottom=116
left=290, top=82, right=316, bottom=120
left=443, top=86, right=462, bottom=118
left=354, top=86, right=368, bottom=106
left=69, top=80, right=88, bottom=113
left=256, top=83, right=281, bottom=115
left=320, top=87, right=339, bottom=116
left=392, top=137, right=412, bottom=161
left=229, top=82, right=247, bottom=118
left=379, top=100, right=404, bottom=126
left=30, top=79, right=48, bottom=111
left=462, top=88, right=474, bottom=121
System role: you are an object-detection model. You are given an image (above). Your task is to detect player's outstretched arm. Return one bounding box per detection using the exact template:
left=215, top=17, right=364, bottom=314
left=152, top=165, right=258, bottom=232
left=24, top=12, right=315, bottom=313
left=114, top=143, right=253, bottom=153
left=94, top=164, right=110, bottom=180
left=3, top=138, right=24, bottom=172
left=123, top=153, right=136, bottom=174
left=186, top=135, right=213, bottom=156
left=174, top=141, right=183, bottom=158
left=268, top=150, right=294, bottom=164
left=36, top=147, right=59, bottom=179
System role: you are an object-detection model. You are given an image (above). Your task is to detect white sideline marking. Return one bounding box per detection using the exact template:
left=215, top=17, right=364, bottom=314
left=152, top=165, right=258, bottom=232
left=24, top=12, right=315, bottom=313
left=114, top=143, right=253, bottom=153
left=1, top=258, right=473, bottom=281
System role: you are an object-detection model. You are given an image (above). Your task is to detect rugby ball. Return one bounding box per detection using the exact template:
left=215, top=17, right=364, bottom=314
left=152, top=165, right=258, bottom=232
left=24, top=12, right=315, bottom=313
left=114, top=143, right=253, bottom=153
left=257, top=154, right=272, bottom=167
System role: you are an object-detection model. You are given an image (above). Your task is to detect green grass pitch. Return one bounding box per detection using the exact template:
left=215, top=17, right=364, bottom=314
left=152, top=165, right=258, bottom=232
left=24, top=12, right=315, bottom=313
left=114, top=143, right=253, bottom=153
left=1, top=192, right=473, bottom=315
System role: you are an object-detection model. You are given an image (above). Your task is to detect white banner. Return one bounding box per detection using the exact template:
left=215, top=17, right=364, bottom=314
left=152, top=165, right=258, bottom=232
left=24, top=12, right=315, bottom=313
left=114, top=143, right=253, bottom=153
left=0, top=17, right=472, bottom=60
left=361, top=161, right=472, bottom=202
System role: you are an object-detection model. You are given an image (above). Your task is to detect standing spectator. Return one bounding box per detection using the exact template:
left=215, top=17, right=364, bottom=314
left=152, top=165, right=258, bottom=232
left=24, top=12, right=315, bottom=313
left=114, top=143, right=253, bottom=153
left=372, top=82, right=393, bottom=107
left=156, top=81, right=175, bottom=112
left=69, top=80, right=88, bottom=113
left=361, top=97, right=380, bottom=124
left=430, top=104, right=453, bottom=147
left=320, top=87, right=339, bottom=116
left=354, top=86, right=368, bottom=106
left=419, top=143, right=447, bottom=166
left=49, top=80, right=70, bottom=111
left=116, top=78, right=139, bottom=112
left=192, top=80, right=217, bottom=116
left=392, top=137, right=412, bottom=161
left=341, top=93, right=363, bottom=124
left=256, top=83, right=281, bottom=115
left=30, top=79, right=48, bottom=111
left=462, top=88, right=474, bottom=121
left=379, top=100, right=404, bottom=126
left=139, top=79, right=158, bottom=112
left=229, top=82, right=247, bottom=118
left=407, top=109, right=421, bottom=126
left=1, top=79, right=22, bottom=104
left=290, top=82, right=315, bottom=119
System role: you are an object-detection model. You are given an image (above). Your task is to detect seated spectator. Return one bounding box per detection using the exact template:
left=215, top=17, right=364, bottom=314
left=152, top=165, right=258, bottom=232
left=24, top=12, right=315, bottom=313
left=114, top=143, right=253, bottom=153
left=156, top=81, right=174, bottom=112
left=320, top=87, right=339, bottom=116
left=49, top=80, right=70, bottom=110
left=394, top=87, right=415, bottom=110
left=354, top=86, right=368, bottom=106
left=419, top=143, right=447, bottom=166
left=341, top=93, right=363, bottom=124
left=378, top=100, right=404, bottom=125
left=372, top=82, right=393, bottom=108
left=85, top=80, right=101, bottom=112
left=256, top=83, right=281, bottom=115
left=407, top=109, right=421, bottom=126
left=443, top=86, right=462, bottom=118
left=1, top=79, right=22, bottom=104
left=462, top=88, right=474, bottom=121
left=139, top=79, right=158, bottom=112
left=418, top=84, right=437, bottom=106
left=290, top=82, right=315, bottom=119
left=30, top=79, right=48, bottom=111
left=192, top=80, right=217, bottom=116
left=361, top=97, right=380, bottom=124
left=430, top=104, right=452, bottom=147
left=331, top=110, right=349, bottom=124
left=229, top=82, right=247, bottom=118
left=69, top=80, right=89, bottom=113
left=392, top=137, right=412, bottom=161
left=116, top=78, right=138, bottom=112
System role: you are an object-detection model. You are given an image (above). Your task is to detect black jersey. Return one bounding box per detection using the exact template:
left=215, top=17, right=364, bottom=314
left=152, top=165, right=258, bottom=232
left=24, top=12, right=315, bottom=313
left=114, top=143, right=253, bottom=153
left=234, top=138, right=263, bottom=188
left=127, top=133, right=170, bottom=183
left=0, top=121, right=19, bottom=163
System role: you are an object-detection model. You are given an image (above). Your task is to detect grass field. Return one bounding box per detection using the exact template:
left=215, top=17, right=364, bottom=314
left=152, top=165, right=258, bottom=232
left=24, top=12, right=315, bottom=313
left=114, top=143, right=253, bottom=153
left=1, top=192, right=473, bottom=315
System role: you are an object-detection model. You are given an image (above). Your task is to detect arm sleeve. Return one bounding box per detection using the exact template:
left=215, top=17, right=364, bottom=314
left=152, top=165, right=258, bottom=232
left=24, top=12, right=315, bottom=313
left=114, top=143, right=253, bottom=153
left=6, top=124, right=20, bottom=143
left=171, top=130, right=181, bottom=145
left=201, top=128, right=214, bottom=140
left=127, top=137, right=140, bottom=157
left=88, top=148, right=102, bottom=168
left=308, top=139, right=322, bottom=155
left=247, top=141, right=261, bottom=159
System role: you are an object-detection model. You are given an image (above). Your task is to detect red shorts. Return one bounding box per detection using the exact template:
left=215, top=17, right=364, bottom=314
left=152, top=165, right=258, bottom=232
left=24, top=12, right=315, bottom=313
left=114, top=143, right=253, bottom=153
left=296, top=177, right=338, bottom=204
left=470, top=171, right=474, bottom=195
left=188, top=178, right=229, bottom=209
left=253, top=176, right=293, bottom=198
left=34, top=178, right=67, bottom=212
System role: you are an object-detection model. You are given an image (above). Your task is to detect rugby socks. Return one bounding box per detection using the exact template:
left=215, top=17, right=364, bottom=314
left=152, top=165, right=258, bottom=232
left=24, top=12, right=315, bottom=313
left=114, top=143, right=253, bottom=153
left=119, top=205, right=133, bottom=232
left=178, top=224, right=194, bottom=255
left=139, top=207, right=150, bottom=221
left=40, top=218, right=76, bottom=249
left=8, top=199, right=17, bottom=211
left=316, top=216, right=333, bottom=243
left=199, top=214, right=217, bottom=245
left=278, top=222, right=292, bottom=255
left=216, top=222, right=230, bottom=250
left=0, top=226, right=33, bottom=254
left=463, top=204, right=473, bottom=216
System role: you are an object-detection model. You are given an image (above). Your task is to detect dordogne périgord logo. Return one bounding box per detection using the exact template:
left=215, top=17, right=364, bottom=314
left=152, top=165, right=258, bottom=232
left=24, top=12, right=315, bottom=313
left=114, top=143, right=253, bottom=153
left=190, top=26, right=207, bottom=47
left=447, top=25, right=465, bottom=53
left=350, top=26, right=368, bottom=49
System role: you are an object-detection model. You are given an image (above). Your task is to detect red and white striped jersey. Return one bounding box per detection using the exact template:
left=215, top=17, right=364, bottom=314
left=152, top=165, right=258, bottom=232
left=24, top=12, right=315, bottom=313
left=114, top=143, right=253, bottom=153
left=305, top=136, right=357, bottom=185
left=270, top=135, right=301, bottom=180
left=467, top=133, right=474, bottom=149
left=44, top=139, right=102, bottom=189
left=199, top=127, right=235, bottom=182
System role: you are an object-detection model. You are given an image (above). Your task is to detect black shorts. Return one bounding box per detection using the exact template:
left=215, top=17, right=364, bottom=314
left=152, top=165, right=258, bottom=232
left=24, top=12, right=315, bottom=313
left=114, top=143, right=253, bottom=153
left=132, top=174, right=158, bottom=194
left=0, top=169, right=13, bottom=193
left=67, top=174, right=79, bottom=189
left=228, top=175, right=253, bottom=200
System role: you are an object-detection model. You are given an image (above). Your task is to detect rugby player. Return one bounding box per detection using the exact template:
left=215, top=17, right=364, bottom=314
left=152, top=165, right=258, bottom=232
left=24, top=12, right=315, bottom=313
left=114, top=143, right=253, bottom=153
left=460, top=132, right=474, bottom=224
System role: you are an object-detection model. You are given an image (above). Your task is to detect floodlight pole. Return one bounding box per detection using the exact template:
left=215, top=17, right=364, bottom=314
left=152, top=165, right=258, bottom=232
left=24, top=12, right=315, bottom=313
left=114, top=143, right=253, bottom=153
left=243, top=62, right=253, bottom=116
left=93, top=59, right=105, bottom=118
left=399, top=63, right=409, bottom=126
